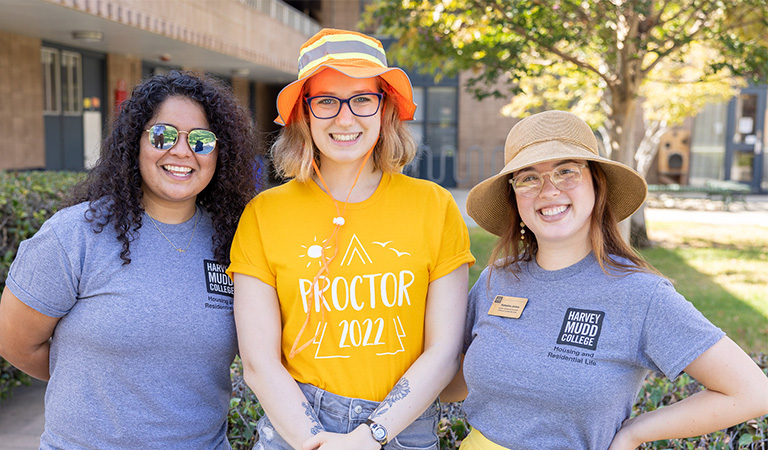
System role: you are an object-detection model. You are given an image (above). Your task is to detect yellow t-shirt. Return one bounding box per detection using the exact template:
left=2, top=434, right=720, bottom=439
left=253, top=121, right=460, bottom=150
left=228, top=173, right=474, bottom=401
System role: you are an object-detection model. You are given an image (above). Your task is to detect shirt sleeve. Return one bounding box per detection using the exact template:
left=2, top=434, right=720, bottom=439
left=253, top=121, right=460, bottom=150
left=429, top=193, right=475, bottom=283
left=6, top=216, right=79, bottom=318
left=226, top=198, right=276, bottom=286
left=638, top=278, right=725, bottom=379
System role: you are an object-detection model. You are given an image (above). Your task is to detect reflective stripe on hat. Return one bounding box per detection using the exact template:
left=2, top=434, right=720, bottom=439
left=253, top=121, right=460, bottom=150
left=298, top=34, right=387, bottom=79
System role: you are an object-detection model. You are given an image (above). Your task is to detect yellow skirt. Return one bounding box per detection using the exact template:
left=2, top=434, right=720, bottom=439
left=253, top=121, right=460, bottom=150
left=459, top=428, right=511, bottom=450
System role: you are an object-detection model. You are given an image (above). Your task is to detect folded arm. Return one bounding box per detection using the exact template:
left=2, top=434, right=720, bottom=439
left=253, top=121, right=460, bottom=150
left=609, top=336, right=768, bottom=450
left=0, top=287, right=60, bottom=381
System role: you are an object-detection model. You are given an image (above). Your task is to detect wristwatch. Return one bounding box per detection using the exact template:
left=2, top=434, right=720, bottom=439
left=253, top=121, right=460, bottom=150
left=364, top=418, right=388, bottom=448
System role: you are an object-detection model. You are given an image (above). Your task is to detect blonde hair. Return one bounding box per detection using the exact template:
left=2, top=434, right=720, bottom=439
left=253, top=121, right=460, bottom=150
left=488, top=162, right=659, bottom=278
left=271, top=78, right=417, bottom=182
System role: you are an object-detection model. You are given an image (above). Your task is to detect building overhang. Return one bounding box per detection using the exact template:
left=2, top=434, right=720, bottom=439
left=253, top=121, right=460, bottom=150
left=0, top=0, right=317, bottom=83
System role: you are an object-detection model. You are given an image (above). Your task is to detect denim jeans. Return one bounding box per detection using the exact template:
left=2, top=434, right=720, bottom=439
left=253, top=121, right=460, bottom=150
left=254, top=382, right=440, bottom=450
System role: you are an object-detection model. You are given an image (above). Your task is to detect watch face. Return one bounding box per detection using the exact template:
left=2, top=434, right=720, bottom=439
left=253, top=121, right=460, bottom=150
left=372, top=425, right=387, bottom=440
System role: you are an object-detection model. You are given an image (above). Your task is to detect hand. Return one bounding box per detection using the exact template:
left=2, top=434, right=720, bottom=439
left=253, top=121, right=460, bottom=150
left=608, top=417, right=641, bottom=450
left=302, top=425, right=381, bottom=450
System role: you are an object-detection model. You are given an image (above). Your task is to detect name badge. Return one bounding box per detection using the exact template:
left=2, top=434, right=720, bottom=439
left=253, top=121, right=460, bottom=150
left=488, top=295, right=528, bottom=319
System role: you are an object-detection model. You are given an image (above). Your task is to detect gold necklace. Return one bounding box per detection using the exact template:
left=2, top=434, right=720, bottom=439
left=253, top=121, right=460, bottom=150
left=147, top=208, right=200, bottom=253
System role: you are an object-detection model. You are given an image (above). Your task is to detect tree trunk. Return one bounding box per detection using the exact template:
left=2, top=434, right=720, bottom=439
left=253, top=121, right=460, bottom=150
left=630, top=204, right=652, bottom=248
left=631, top=120, right=670, bottom=248
left=607, top=94, right=648, bottom=245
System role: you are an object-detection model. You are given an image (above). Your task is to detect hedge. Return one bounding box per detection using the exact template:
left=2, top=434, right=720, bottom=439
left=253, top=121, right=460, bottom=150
left=0, top=171, right=87, bottom=289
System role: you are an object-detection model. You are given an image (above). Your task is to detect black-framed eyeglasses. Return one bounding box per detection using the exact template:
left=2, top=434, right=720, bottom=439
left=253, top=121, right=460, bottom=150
left=509, top=162, right=588, bottom=198
left=145, top=124, right=217, bottom=155
left=304, top=93, right=384, bottom=120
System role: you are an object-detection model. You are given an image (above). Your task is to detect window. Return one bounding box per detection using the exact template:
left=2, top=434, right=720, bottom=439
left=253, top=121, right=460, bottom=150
left=690, top=102, right=727, bottom=184
left=426, top=86, right=457, bottom=155
left=41, top=47, right=82, bottom=116
left=61, top=51, right=83, bottom=115
left=41, top=48, right=60, bottom=114
left=408, top=86, right=458, bottom=155
left=733, top=93, right=757, bottom=145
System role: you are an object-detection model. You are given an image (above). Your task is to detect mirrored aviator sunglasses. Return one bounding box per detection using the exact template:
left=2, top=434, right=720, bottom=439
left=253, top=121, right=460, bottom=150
left=146, top=124, right=217, bottom=155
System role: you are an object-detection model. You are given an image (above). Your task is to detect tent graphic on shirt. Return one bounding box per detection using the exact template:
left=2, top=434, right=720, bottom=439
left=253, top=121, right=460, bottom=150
left=339, top=234, right=373, bottom=266
left=376, top=316, right=406, bottom=356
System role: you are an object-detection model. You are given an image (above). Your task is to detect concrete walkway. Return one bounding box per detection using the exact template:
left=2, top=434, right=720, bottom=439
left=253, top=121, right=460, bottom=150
left=0, top=191, right=766, bottom=450
left=0, top=379, right=45, bottom=449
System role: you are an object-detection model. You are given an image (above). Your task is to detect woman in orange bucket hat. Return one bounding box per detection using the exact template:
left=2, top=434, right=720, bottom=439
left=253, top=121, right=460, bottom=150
left=444, top=110, right=768, bottom=449
left=228, top=29, right=474, bottom=449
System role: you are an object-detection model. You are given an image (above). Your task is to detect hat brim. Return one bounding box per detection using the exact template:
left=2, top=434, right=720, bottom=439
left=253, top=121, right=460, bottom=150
left=467, top=140, right=648, bottom=236
left=275, top=65, right=416, bottom=126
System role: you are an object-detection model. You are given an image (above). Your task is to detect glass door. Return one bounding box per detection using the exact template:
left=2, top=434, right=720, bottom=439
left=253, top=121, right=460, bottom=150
left=725, top=87, right=765, bottom=192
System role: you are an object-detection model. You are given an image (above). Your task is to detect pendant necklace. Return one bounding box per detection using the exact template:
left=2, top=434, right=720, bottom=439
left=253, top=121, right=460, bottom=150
left=147, top=208, right=200, bottom=253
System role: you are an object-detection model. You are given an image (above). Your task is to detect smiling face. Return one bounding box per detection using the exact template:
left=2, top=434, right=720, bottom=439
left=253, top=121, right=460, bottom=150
left=514, top=159, right=595, bottom=255
left=306, top=69, right=382, bottom=172
left=139, top=96, right=218, bottom=220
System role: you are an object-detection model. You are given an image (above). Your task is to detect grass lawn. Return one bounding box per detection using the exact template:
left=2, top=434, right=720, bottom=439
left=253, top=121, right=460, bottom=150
left=467, top=222, right=768, bottom=354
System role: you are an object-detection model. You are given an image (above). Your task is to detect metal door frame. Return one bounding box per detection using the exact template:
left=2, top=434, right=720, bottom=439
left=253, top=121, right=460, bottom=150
left=725, top=86, right=766, bottom=193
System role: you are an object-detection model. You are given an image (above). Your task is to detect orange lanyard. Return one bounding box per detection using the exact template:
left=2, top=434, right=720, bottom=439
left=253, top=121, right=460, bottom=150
left=288, top=145, right=376, bottom=359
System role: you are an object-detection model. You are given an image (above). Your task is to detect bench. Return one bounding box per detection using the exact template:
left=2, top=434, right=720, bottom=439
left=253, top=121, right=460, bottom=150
left=647, top=180, right=752, bottom=209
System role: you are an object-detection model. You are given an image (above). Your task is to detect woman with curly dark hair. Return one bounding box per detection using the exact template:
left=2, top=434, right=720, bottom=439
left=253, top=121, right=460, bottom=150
left=0, top=71, right=260, bottom=449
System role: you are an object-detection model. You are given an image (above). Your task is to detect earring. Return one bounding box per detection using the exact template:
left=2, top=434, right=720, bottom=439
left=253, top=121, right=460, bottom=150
left=520, top=221, right=526, bottom=241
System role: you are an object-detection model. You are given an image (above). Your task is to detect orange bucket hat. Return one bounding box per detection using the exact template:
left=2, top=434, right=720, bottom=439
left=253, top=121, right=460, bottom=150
left=274, top=28, right=417, bottom=126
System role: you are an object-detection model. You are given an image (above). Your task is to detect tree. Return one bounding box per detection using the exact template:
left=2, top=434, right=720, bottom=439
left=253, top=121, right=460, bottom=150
left=365, top=0, right=768, bottom=243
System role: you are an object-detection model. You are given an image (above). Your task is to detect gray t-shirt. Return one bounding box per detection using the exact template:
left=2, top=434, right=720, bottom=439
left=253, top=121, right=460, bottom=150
left=462, top=253, right=724, bottom=450
left=6, top=202, right=237, bottom=449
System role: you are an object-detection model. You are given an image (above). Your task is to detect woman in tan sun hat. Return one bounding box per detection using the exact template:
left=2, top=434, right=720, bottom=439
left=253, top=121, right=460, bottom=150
left=446, top=110, right=768, bottom=449
left=228, top=29, right=474, bottom=449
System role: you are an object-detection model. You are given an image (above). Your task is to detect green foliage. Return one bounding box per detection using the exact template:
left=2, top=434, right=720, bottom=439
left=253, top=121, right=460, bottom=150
left=366, top=0, right=768, bottom=95
left=364, top=0, right=768, bottom=166
left=228, top=357, right=263, bottom=449
left=0, top=170, right=86, bottom=290
left=0, top=358, right=30, bottom=402
left=0, top=170, right=85, bottom=402
left=468, top=226, right=497, bottom=287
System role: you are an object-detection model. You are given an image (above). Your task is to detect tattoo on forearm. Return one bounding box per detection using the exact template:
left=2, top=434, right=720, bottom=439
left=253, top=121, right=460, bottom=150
left=302, top=401, right=323, bottom=435
left=370, top=377, right=411, bottom=419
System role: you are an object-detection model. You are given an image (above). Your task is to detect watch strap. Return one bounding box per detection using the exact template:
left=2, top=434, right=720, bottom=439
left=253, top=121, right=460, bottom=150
left=363, top=418, right=387, bottom=448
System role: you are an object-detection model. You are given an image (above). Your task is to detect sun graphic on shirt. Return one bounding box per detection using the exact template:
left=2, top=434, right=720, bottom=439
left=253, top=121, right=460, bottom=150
left=299, top=236, right=332, bottom=268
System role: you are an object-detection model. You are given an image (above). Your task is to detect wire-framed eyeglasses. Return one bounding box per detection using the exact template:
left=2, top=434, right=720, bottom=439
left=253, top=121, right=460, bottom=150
left=304, top=93, right=384, bottom=120
left=509, top=162, right=588, bottom=198
left=145, top=124, right=217, bottom=155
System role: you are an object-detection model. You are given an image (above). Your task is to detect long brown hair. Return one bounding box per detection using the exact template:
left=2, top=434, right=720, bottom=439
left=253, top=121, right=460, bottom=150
left=487, top=161, right=658, bottom=278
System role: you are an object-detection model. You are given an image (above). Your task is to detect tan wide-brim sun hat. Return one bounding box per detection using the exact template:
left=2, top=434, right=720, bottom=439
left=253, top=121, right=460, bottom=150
left=274, top=28, right=417, bottom=126
left=467, top=110, right=648, bottom=236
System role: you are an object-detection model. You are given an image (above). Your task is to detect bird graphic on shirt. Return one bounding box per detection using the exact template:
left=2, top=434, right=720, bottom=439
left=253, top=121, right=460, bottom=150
left=390, top=248, right=410, bottom=257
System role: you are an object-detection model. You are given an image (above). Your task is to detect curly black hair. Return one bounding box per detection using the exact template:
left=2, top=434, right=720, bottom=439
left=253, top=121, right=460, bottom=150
left=67, top=71, right=260, bottom=266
